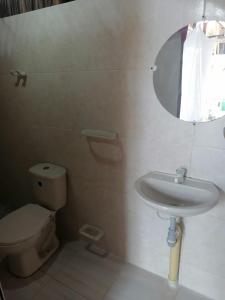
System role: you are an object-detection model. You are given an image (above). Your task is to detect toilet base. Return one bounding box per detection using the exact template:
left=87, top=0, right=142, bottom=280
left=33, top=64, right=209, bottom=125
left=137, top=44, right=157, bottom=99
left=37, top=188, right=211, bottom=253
left=7, top=234, right=59, bottom=278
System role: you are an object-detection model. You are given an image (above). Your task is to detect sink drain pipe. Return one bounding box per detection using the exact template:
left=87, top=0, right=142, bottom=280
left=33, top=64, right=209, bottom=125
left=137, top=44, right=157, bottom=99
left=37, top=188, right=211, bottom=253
left=167, top=217, right=182, bottom=288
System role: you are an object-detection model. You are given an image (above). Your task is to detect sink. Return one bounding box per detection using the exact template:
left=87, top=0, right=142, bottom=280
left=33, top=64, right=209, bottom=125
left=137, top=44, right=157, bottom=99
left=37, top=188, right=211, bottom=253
left=135, top=171, right=219, bottom=217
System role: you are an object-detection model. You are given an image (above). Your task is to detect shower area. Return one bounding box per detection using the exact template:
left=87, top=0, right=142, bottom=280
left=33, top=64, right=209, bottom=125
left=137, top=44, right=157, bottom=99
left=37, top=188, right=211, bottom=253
left=0, top=1, right=76, bottom=220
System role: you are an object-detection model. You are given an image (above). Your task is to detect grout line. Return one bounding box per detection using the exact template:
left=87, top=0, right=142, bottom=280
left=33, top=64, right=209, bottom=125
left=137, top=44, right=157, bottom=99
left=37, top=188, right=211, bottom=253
left=188, top=124, right=196, bottom=175
left=40, top=244, right=122, bottom=300
left=191, top=144, right=225, bottom=151
left=0, top=67, right=151, bottom=77
left=41, top=272, right=90, bottom=300
left=0, top=269, right=89, bottom=300
left=29, top=272, right=52, bottom=300
left=180, top=256, right=225, bottom=284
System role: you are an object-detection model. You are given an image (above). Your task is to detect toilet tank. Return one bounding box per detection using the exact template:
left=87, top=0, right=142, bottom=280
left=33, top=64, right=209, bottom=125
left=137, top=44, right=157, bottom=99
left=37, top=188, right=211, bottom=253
left=29, top=163, right=67, bottom=211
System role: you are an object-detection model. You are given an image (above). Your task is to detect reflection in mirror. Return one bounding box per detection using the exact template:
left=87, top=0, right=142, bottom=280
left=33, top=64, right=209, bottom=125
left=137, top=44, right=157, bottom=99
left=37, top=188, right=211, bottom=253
left=0, top=0, right=73, bottom=18
left=153, top=20, right=225, bottom=123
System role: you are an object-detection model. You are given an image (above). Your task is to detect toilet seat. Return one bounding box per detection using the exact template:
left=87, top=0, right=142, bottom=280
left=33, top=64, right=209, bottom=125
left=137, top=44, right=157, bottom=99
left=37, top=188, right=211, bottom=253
left=0, top=204, right=53, bottom=246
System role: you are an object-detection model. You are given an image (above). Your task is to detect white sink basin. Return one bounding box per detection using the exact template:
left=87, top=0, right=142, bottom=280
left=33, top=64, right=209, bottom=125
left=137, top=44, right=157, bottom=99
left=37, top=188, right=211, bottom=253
left=135, top=171, right=219, bottom=217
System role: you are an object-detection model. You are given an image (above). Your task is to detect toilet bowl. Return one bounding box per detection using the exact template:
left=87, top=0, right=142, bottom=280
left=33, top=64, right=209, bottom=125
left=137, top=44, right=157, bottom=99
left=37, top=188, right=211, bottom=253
left=0, top=163, right=67, bottom=277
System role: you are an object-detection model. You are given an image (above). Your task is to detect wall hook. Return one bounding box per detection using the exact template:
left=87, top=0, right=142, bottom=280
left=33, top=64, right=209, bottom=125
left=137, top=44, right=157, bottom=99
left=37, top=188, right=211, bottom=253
left=10, top=70, right=27, bottom=87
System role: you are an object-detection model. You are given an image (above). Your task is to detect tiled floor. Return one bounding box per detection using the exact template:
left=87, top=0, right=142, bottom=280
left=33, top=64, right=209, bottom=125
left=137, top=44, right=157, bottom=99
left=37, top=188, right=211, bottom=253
left=0, top=241, right=211, bottom=300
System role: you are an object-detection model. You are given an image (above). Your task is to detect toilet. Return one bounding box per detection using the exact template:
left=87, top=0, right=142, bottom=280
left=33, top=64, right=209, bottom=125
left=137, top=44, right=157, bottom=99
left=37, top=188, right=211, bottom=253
left=0, top=163, right=67, bottom=278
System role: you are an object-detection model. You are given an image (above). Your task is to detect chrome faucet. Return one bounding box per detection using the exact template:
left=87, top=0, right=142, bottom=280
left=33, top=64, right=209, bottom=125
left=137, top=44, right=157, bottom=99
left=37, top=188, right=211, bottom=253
left=174, top=167, right=187, bottom=184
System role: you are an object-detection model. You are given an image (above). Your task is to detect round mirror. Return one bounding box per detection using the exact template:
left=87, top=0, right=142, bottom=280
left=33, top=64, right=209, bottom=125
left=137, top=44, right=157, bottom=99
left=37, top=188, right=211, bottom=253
left=153, top=20, right=225, bottom=123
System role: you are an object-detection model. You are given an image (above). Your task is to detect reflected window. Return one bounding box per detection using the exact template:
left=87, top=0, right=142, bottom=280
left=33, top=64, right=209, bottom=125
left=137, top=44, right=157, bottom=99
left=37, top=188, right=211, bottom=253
left=0, top=0, right=73, bottom=18
left=180, top=21, right=225, bottom=122
left=153, top=20, right=225, bottom=123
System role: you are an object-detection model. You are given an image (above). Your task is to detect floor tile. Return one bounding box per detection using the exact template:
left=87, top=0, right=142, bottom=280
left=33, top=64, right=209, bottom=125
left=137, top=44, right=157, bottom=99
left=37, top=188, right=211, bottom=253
left=0, top=241, right=212, bottom=300
left=103, top=263, right=173, bottom=300
left=66, top=241, right=123, bottom=276
left=33, top=277, right=87, bottom=300
left=175, top=287, right=213, bottom=300
left=0, top=267, right=50, bottom=300
left=43, top=242, right=119, bottom=300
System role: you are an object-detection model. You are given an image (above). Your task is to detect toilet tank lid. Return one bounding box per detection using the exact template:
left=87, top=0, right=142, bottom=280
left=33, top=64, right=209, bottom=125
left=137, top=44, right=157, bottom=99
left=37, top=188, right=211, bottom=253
left=29, top=163, right=66, bottom=179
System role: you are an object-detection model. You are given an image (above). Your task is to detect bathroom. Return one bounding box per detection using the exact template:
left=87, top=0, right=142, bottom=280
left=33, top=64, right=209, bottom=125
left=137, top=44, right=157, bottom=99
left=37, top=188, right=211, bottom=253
left=0, top=0, right=224, bottom=299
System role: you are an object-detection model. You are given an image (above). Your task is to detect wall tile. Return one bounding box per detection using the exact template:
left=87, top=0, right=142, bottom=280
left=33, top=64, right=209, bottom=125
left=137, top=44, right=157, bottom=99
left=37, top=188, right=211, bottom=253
left=182, top=215, right=225, bottom=280
left=179, top=263, right=225, bottom=300
left=190, top=146, right=225, bottom=192
left=1, top=1, right=225, bottom=299
left=193, top=118, right=225, bottom=150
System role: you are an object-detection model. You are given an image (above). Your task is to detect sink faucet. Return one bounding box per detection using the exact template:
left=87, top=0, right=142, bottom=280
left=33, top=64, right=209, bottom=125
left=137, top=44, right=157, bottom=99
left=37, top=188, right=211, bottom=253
left=174, top=167, right=187, bottom=184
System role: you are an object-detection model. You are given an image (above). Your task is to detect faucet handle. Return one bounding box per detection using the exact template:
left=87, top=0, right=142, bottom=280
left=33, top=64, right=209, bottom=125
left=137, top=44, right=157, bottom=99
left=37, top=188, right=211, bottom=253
left=176, top=167, right=187, bottom=176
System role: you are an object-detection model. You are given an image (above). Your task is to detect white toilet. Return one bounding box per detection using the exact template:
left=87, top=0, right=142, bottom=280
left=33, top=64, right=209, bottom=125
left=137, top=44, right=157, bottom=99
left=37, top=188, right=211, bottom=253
left=0, top=163, right=67, bottom=278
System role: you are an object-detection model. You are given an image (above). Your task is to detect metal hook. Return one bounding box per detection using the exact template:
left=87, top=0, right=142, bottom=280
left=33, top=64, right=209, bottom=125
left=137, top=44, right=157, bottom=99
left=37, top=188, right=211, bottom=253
left=10, top=69, right=27, bottom=87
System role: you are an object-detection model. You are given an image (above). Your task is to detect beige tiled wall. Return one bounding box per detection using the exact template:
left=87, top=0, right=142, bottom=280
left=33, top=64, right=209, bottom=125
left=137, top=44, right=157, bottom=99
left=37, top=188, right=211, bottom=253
left=0, top=0, right=225, bottom=299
